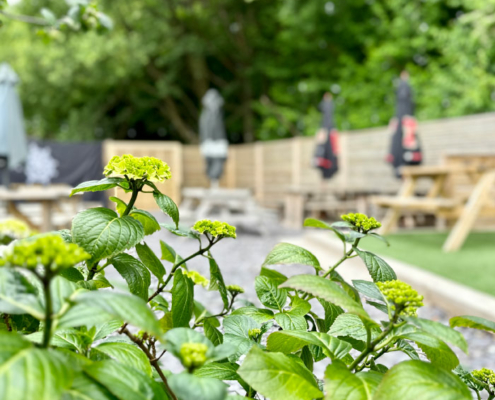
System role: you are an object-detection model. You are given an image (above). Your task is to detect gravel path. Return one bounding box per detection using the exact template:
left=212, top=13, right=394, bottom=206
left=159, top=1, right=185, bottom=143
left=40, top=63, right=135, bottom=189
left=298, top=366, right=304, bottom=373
left=109, top=215, right=495, bottom=384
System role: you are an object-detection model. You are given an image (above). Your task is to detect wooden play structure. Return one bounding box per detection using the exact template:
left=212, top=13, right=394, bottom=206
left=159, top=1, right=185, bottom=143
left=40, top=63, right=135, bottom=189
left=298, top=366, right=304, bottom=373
left=374, top=154, right=495, bottom=252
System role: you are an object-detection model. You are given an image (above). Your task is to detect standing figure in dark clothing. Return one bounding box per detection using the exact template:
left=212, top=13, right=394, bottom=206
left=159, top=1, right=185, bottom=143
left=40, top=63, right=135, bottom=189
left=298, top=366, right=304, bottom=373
left=313, top=92, right=339, bottom=179
left=387, top=70, right=422, bottom=178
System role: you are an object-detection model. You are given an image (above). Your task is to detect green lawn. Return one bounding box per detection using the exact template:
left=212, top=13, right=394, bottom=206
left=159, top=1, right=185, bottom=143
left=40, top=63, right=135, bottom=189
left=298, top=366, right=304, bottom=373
left=360, top=231, right=495, bottom=297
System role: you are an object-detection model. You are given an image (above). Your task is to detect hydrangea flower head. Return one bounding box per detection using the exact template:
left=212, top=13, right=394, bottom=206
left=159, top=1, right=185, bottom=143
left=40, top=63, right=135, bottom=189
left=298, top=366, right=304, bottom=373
left=341, top=213, right=381, bottom=233
left=226, top=285, right=244, bottom=294
left=472, top=368, right=495, bottom=387
left=179, top=343, right=209, bottom=370
left=248, top=328, right=262, bottom=340
left=2, top=234, right=89, bottom=271
left=376, top=279, right=424, bottom=317
left=104, top=154, right=171, bottom=182
left=193, top=220, right=236, bottom=239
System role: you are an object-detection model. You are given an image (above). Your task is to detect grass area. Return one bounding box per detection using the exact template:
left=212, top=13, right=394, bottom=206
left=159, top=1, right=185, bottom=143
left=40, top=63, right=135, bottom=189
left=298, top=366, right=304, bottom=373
left=360, top=231, right=495, bottom=297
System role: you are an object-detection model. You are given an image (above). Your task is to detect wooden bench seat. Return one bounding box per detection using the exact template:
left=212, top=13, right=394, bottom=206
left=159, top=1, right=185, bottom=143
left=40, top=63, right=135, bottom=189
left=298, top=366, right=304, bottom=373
left=373, top=196, right=461, bottom=212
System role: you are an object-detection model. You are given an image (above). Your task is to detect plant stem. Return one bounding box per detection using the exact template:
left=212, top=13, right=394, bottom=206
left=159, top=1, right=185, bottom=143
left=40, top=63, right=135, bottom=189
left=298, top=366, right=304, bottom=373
left=42, top=275, right=53, bottom=348
left=122, top=328, right=177, bottom=400
left=122, top=184, right=139, bottom=217
left=322, top=238, right=361, bottom=279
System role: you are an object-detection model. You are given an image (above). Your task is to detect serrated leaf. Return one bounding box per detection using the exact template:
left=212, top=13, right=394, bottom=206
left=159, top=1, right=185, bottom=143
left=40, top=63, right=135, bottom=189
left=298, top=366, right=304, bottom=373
left=171, top=269, right=194, bottom=328
left=304, top=218, right=345, bottom=242
left=194, top=362, right=239, bottom=380
left=450, top=315, right=495, bottom=334
left=281, top=275, right=369, bottom=319
left=354, top=249, right=396, bottom=282
left=329, top=314, right=381, bottom=342
left=260, top=267, right=288, bottom=285
left=96, top=342, right=152, bottom=377
left=275, top=312, right=307, bottom=330
left=129, top=209, right=160, bottom=236
left=204, top=319, right=223, bottom=345
left=238, top=346, right=323, bottom=400
left=325, top=360, right=382, bottom=400
left=231, top=307, right=274, bottom=323
left=373, top=360, right=471, bottom=400
left=135, top=242, right=165, bottom=282
left=407, top=317, right=468, bottom=354
left=110, top=253, right=151, bottom=300
left=72, top=291, right=161, bottom=336
left=168, top=372, right=227, bottom=400
left=159, top=224, right=200, bottom=239
left=59, top=267, right=85, bottom=283
left=153, top=191, right=179, bottom=228
left=109, top=196, right=128, bottom=217
left=263, top=243, right=321, bottom=271
left=352, top=280, right=386, bottom=302
left=255, top=276, right=288, bottom=310
left=0, top=269, right=44, bottom=319
left=72, top=208, right=144, bottom=265
left=159, top=240, right=177, bottom=263
left=208, top=255, right=229, bottom=310
left=63, top=372, right=118, bottom=400
left=318, top=298, right=344, bottom=331
left=367, top=232, right=390, bottom=246
left=223, top=315, right=259, bottom=361
left=399, top=331, right=459, bottom=370
left=70, top=178, right=126, bottom=196
left=94, top=319, right=124, bottom=341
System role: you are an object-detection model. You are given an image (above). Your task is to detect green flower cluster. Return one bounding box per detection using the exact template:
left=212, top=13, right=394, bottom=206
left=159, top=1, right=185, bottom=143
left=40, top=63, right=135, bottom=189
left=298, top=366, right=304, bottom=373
left=0, top=219, right=33, bottom=245
left=472, top=368, right=495, bottom=387
left=1, top=234, right=90, bottom=271
left=248, top=328, right=262, bottom=340
left=193, top=220, right=236, bottom=239
left=226, top=285, right=244, bottom=294
left=179, top=343, right=209, bottom=370
left=376, top=280, right=424, bottom=317
left=341, top=213, right=381, bottom=233
left=104, top=154, right=171, bottom=182
left=184, top=270, right=209, bottom=288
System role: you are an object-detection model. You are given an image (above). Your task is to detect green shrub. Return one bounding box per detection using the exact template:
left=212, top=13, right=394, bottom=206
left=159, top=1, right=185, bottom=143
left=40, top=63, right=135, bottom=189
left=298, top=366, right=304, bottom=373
left=0, top=154, right=494, bottom=400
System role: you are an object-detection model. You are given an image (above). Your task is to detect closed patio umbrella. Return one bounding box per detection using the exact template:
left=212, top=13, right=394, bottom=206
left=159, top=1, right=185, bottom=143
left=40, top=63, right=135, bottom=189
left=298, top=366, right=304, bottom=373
left=0, top=63, right=28, bottom=185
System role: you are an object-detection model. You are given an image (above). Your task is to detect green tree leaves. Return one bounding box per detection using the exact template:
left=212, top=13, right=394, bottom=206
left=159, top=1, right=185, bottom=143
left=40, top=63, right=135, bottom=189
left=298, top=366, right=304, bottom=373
left=238, top=346, right=323, bottom=400
left=255, top=276, right=288, bottom=311
left=72, top=208, right=144, bottom=265
left=171, top=269, right=194, bottom=328
left=153, top=191, right=179, bottom=228
left=110, top=254, right=150, bottom=300
left=374, top=360, right=471, bottom=400
left=135, top=242, right=166, bottom=282
left=263, top=243, right=321, bottom=272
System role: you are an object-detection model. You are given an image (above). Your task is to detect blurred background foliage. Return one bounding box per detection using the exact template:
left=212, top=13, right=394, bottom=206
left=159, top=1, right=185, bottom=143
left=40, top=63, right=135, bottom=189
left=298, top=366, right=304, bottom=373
left=2, top=0, right=495, bottom=143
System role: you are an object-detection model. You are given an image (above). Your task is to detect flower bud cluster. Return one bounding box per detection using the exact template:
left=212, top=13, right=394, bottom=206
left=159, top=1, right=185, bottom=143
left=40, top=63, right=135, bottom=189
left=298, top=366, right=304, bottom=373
left=472, top=368, right=495, bottom=387
left=341, top=213, right=382, bottom=233
left=193, top=220, right=236, bottom=239
left=1, top=234, right=89, bottom=271
left=179, top=342, right=208, bottom=370
left=376, top=280, right=424, bottom=317
left=248, top=328, right=262, bottom=340
left=184, top=270, right=209, bottom=288
left=226, top=285, right=244, bottom=294
left=0, top=219, right=33, bottom=244
left=104, top=154, right=171, bottom=183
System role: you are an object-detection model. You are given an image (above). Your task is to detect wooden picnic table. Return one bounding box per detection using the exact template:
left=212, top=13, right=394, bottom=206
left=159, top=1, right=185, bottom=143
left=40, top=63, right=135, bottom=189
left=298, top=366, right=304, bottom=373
left=0, top=185, right=72, bottom=232
left=373, top=158, right=495, bottom=252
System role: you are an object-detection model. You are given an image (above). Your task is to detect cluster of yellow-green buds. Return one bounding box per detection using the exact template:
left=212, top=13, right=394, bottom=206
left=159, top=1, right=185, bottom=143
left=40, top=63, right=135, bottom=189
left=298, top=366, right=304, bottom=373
left=341, top=213, right=382, bottom=233
left=376, top=280, right=424, bottom=317
left=104, top=154, right=171, bottom=183
left=179, top=343, right=209, bottom=371
left=248, top=328, right=262, bottom=341
left=193, top=219, right=236, bottom=239
left=472, top=368, right=495, bottom=388
left=0, top=219, right=33, bottom=244
left=226, top=285, right=244, bottom=295
left=184, top=270, right=209, bottom=288
left=1, top=234, right=90, bottom=272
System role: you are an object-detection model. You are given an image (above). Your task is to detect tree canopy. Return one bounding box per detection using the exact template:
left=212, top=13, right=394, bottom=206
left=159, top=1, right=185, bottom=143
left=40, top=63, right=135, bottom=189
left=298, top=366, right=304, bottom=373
left=1, top=0, right=495, bottom=143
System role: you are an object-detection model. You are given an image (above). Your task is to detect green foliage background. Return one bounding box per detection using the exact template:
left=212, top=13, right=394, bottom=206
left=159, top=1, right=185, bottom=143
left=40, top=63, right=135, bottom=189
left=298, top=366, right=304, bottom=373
left=2, top=0, right=495, bottom=142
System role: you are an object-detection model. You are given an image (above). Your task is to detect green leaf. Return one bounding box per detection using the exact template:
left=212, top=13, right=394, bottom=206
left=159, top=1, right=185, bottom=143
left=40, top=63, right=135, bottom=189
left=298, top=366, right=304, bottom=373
left=223, top=315, right=259, bottom=361
left=275, top=312, right=307, bottom=330
left=26, top=329, right=90, bottom=353
left=325, top=360, right=382, bottom=400
left=94, top=319, right=124, bottom=341
left=70, top=178, right=126, bottom=196
left=267, top=330, right=352, bottom=360
left=63, top=372, right=118, bottom=400
left=318, top=298, right=344, bottom=331
left=280, top=275, right=370, bottom=319
left=204, top=319, right=223, bottom=346
left=352, top=280, right=386, bottom=302
left=354, top=249, right=396, bottom=282
left=164, top=328, right=213, bottom=357
left=407, top=317, right=468, bottom=354
left=304, top=218, right=345, bottom=242
left=96, top=342, right=152, bottom=377
left=231, top=307, right=274, bottom=323
left=129, top=209, right=160, bottom=236
left=0, top=333, right=74, bottom=400
left=110, top=253, right=151, bottom=300
left=160, top=224, right=200, bottom=240
left=399, top=331, right=459, bottom=370
left=208, top=255, right=229, bottom=310
left=194, top=362, right=239, bottom=380
left=238, top=346, right=323, bottom=400
left=260, top=267, right=288, bottom=285
left=84, top=360, right=165, bottom=400
left=450, top=315, right=495, bottom=334
left=72, top=291, right=161, bottom=336
left=59, top=267, right=85, bottom=282
left=367, top=232, right=390, bottom=246
left=171, top=269, right=194, bottom=328
left=168, top=372, right=227, bottom=400
left=72, top=208, right=144, bottom=265
left=160, top=240, right=177, bottom=263
left=0, top=269, right=44, bottom=319
left=373, top=360, right=471, bottom=400
left=109, top=196, right=128, bottom=216
left=329, top=314, right=381, bottom=342
left=263, top=243, right=321, bottom=271
left=153, top=191, right=179, bottom=228
left=136, top=242, right=166, bottom=282
left=255, top=276, right=287, bottom=310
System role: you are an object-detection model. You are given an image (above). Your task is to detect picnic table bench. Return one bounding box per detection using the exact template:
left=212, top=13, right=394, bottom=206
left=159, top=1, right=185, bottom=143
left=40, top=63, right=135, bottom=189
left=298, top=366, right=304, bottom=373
left=373, top=154, right=495, bottom=252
